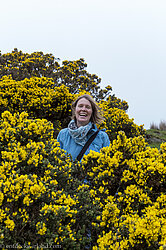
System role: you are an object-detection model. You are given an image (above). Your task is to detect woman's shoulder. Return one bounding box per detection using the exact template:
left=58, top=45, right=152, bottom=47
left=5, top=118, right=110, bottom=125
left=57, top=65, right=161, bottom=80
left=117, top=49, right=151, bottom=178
left=98, top=129, right=109, bottom=139
left=98, top=128, right=110, bottom=145
left=90, top=124, right=109, bottom=142
left=57, top=128, right=69, bottom=139
left=91, top=124, right=108, bottom=137
left=89, top=126, right=110, bottom=149
left=59, top=127, right=69, bottom=133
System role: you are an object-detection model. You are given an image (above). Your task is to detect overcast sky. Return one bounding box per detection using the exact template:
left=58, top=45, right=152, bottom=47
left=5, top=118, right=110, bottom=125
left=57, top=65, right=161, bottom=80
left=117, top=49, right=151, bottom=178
left=1, top=0, right=166, bottom=129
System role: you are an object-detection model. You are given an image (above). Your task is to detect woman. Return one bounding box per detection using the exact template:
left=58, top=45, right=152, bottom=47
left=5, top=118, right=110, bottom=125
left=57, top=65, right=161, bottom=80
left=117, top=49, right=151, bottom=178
left=57, top=94, right=110, bottom=161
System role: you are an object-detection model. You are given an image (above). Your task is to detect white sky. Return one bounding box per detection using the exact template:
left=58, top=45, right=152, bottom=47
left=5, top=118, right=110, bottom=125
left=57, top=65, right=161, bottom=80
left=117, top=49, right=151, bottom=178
left=1, top=0, right=166, bottom=129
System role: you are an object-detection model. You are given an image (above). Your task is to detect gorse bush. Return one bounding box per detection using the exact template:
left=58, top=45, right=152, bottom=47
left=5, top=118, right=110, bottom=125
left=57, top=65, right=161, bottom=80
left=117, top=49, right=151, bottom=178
left=1, top=49, right=165, bottom=249
left=99, top=99, right=145, bottom=140
left=80, top=132, right=166, bottom=249
left=0, top=112, right=166, bottom=249
left=0, top=111, right=101, bottom=248
left=0, top=49, right=59, bottom=81
left=0, top=75, right=74, bottom=132
left=0, top=49, right=112, bottom=101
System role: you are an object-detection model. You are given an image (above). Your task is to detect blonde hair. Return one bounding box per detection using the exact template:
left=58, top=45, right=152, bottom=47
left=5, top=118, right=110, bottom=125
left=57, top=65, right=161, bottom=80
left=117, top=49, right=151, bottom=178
left=71, top=94, right=104, bottom=124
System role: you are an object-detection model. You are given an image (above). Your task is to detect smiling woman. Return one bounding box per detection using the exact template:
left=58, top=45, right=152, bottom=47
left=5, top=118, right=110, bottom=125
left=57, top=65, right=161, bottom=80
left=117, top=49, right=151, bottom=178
left=57, top=94, right=110, bottom=161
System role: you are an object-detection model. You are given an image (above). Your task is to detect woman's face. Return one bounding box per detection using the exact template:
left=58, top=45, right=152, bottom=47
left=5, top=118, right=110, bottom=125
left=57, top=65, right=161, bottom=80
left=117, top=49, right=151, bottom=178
left=75, top=98, right=93, bottom=127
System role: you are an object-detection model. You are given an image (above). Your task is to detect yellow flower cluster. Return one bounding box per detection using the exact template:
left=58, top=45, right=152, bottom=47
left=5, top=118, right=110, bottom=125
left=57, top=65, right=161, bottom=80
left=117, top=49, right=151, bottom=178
left=81, top=132, right=166, bottom=249
left=0, top=75, right=74, bottom=132
left=99, top=100, right=145, bottom=140
left=4, top=218, right=15, bottom=231
left=36, top=222, right=47, bottom=235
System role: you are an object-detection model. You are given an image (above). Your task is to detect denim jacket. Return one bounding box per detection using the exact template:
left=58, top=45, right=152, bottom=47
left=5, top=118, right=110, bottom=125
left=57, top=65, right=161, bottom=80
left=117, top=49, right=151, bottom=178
left=57, top=124, right=110, bottom=160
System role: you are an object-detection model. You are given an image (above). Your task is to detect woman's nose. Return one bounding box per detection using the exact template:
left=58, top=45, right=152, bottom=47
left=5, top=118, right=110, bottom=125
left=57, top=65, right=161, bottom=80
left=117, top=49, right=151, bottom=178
left=81, top=106, right=86, bottom=110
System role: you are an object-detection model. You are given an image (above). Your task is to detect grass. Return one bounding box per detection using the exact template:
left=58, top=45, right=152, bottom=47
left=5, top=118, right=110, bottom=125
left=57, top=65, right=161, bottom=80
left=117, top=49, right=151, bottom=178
left=145, top=129, right=166, bottom=149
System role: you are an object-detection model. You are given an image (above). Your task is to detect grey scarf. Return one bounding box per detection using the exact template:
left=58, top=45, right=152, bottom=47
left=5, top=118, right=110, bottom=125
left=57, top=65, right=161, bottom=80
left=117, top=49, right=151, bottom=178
left=68, top=120, right=92, bottom=146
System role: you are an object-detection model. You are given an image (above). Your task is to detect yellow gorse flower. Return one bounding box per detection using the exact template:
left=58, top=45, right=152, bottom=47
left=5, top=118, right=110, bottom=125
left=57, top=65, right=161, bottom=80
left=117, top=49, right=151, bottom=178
left=4, top=218, right=15, bottom=231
